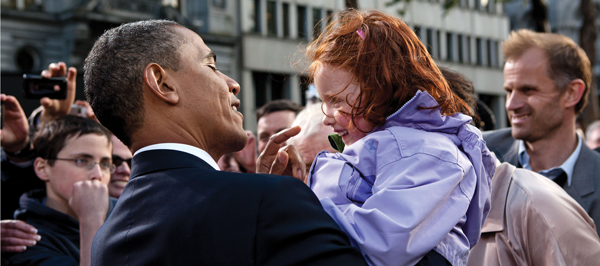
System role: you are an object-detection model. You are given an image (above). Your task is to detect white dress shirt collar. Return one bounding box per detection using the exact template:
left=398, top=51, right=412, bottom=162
left=518, top=136, right=582, bottom=187
left=133, top=143, right=220, bottom=171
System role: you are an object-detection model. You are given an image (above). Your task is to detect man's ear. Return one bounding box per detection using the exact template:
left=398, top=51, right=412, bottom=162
left=34, top=157, right=50, bottom=182
left=143, top=63, right=179, bottom=105
left=563, top=79, right=586, bottom=109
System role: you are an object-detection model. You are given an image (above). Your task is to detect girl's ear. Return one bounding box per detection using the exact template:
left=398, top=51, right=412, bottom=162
left=34, top=157, right=50, bottom=181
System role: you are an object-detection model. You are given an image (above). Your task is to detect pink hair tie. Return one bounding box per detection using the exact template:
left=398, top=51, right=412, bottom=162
left=356, top=28, right=365, bottom=40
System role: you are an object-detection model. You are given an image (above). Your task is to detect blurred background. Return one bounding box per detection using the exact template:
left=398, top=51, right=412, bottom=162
left=1, top=0, right=599, bottom=131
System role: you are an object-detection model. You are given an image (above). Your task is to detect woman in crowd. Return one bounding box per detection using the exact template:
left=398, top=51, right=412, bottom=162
left=305, top=9, right=496, bottom=266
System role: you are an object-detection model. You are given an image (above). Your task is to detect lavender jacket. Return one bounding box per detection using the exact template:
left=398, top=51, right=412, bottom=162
left=308, top=91, right=497, bottom=266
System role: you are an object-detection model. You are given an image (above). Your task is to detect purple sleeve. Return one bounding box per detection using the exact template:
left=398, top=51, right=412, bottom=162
left=312, top=152, right=475, bottom=266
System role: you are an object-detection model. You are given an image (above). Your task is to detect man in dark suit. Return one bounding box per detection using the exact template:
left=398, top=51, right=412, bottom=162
left=84, top=20, right=366, bottom=265
left=483, top=29, right=600, bottom=235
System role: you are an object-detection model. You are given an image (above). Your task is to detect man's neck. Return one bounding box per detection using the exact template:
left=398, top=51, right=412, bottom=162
left=524, top=124, right=578, bottom=172
left=131, top=118, right=221, bottom=162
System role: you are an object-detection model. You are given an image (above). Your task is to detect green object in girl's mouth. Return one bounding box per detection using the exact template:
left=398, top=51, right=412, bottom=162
left=328, top=134, right=345, bottom=153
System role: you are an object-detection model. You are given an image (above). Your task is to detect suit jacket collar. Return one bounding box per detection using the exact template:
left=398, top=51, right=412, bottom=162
left=134, top=143, right=220, bottom=170
left=502, top=139, right=520, bottom=167
left=570, top=144, right=600, bottom=197
left=483, top=128, right=519, bottom=167
left=130, top=149, right=216, bottom=179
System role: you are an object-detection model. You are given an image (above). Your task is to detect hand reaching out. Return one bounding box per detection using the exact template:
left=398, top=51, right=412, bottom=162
left=0, top=94, right=30, bottom=153
left=256, top=126, right=307, bottom=183
left=0, top=220, right=40, bottom=253
left=38, top=62, right=77, bottom=126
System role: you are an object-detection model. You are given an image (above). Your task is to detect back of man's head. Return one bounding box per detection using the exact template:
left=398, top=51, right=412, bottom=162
left=84, top=20, right=184, bottom=147
left=503, top=29, right=591, bottom=114
left=34, top=116, right=112, bottom=164
left=256, top=99, right=303, bottom=121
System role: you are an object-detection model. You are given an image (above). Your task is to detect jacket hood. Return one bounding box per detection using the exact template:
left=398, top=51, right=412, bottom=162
left=374, top=90, right=473, bottom=135
left=375, top=90, right=496, bottom=247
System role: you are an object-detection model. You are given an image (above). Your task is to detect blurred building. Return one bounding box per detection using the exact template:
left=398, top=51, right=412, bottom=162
left=1, top=0, right=241, bottom=114
left=240, top=0, right=509, bottom=131
left=1, top=0, right=510, bottom=131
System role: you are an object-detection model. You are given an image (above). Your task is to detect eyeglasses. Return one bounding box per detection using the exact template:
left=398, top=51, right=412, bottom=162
left=53, top=157, right=116, bottom=174
left=112, top=155, right=132, bottom=168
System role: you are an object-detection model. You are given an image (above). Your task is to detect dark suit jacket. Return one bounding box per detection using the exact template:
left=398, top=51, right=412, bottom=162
left=483, top=128, right=600, bottom=235
left=91, top=149, right=366, bottom=266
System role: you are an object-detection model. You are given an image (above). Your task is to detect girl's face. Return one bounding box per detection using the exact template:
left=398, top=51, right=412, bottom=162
left=314, top=64, right=375, bottom=146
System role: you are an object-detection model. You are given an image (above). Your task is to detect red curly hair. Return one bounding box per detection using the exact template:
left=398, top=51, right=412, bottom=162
left=307, top=9, right=470, bottom=128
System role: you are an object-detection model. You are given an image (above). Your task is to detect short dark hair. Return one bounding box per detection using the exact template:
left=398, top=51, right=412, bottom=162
left=33, top=116, right=112, bottom=166
left=256, top=99, right=303, bottom=121
left=439, top=66, right=498, bottom=130
left=84, top=20, right=184, bottom=147
left=503, top=29, right=591, bottom=114
left=439, top=67, right=476, bottom=117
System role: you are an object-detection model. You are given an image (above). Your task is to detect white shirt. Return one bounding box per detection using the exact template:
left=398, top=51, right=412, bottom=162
left=134, top=143, right=220, bottom=171
left=518, top=136, right=583, bottom=187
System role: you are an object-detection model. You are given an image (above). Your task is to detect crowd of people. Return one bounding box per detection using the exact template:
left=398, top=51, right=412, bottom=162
left=1, top=8, right=600, bottom=266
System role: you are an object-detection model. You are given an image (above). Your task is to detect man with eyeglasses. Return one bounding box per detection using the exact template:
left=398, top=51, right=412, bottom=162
left=4, top=115, right=117, bottom=266
left=108, top=135, right=132, bottom=198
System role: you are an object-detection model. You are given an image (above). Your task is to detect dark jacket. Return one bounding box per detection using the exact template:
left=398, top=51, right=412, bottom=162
left=92, top=149, right=367, bottom=266
left=1, top=150, right=45, bottom=220
left=483, top=128, right=600, bottom=236
left=4, top=189, right=117, bottom=266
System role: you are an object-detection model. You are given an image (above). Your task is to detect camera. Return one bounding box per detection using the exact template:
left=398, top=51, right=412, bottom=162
left=22, top=74, right=67, bottom=100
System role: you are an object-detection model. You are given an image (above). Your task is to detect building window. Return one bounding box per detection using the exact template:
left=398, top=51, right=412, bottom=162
left=297, top=5, right=307, bottom=39
left=436, top=30, right=441, bottom=59
left=466, top=36, right=472, bottom=64
left=447, top=32, right=454, bottom=61
left=252, top=0, right=261, bottom=33
left=476, top=37, right=483, bottom=65
left=267, top=1, right=277, bottom=35
left=313, top=8, right=322, bottom=39
left=253, top=72, right=290, bottom=109
left=487, top=0, right=495, bottom=13
left=486, top=39, right=493, bottom=67
left=283, top=3, right=290, bottom=37
left=300, top=76, right=310, bottom=106
left=426, top=28, right=433, bottom=56
left=458, top=34, right=464, bottom=63
left=413, top=26, right=422, bottom=40
left=212, top=0, right=226, bottom=8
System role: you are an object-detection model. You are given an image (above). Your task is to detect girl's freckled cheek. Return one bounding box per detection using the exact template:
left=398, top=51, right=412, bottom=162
left=334, top=111, right=353, bottom=130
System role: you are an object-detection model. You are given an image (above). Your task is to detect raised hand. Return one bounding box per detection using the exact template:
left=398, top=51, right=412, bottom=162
left=38, top=62, right=77, bottom=126
left=256, top=126, right=307, bottom=182
left=0, top=94, right=30, bottom=154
